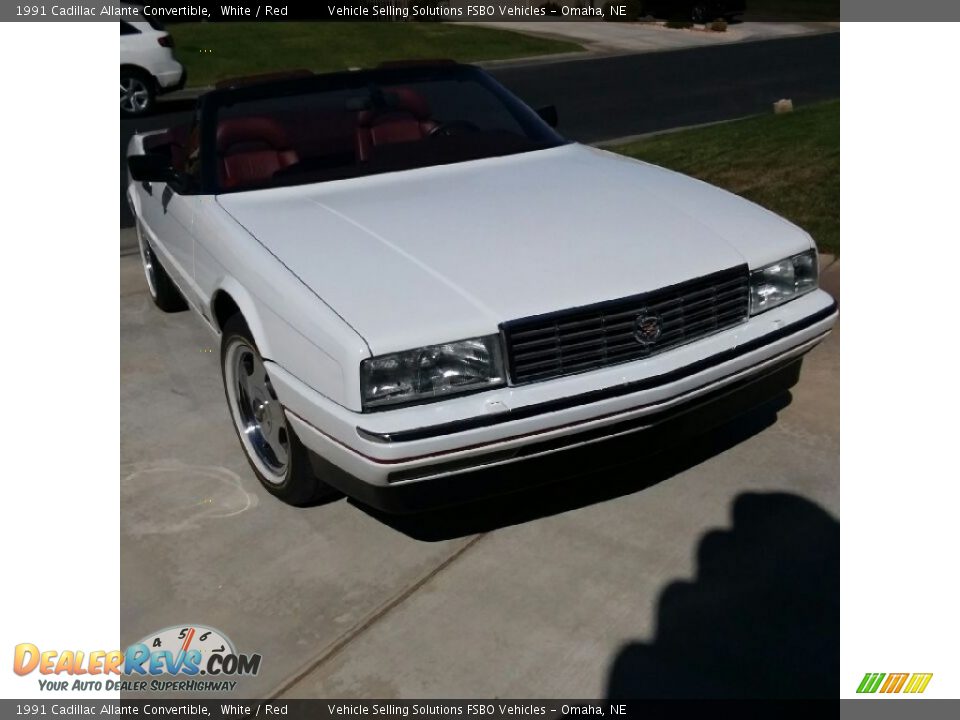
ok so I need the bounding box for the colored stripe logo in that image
[857,673,933,694]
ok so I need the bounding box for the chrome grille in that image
[502,266,749,384]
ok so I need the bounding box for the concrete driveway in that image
[121,254,839,698]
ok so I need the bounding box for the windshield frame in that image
[198,63,567,195]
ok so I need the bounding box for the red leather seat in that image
[217,117,299,190]
[355,88,437,162]
[142,125,190,171]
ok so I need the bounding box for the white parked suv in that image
[120,19,185,117]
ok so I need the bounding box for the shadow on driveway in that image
[607,491,839,698]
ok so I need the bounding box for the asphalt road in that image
[119,32,839,228]
[494,31,839,141]
[120,254,839,698]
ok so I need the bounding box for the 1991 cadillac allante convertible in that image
[126,63,838,511]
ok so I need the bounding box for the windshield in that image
[205,66,565,193]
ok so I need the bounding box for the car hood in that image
[217,143,813,355]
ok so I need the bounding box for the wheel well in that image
[120,64,156,86]
[212,291,242,332]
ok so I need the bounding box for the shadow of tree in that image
[607,492,839,698]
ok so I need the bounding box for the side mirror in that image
[128,153,191,191]
[536,105,558,128]
[128,153,172,182]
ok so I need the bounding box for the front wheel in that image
[221,315,340,506]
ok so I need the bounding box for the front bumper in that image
[305,355,804,513]
[269,289,837,509]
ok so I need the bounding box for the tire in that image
[121,68,156,117]
[220,314,340,506]
[136,221,188,312]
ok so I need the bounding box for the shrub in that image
[664,18,694,28]
[710,18,728,31]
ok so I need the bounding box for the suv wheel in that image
[121,68,155,117]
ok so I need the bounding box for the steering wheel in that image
[427,121,481,139]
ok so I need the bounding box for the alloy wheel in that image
[121,75,151,114]
[225,340,289,483]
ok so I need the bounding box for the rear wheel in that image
[136,221,187,312]
[121,68,155,117]
[220,315,340,506]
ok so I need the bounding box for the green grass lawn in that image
[610,101,839,255]
[168,22,582,88]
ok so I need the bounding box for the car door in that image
[137,120,203,310]
[154,185,201,307]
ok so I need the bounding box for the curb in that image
[161,87,212,102]
[595,117,758,147]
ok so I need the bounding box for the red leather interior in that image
[212,87,438,187]
[386,86,433,122]
[355,88,437,162]
[272,109,356,160]
[217,116,299,189]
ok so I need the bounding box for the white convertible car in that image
[126,63,838,510]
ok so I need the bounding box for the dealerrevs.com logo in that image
[13,625,262,693]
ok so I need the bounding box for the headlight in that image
[750,250,818,315]
[360,335,506,410]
